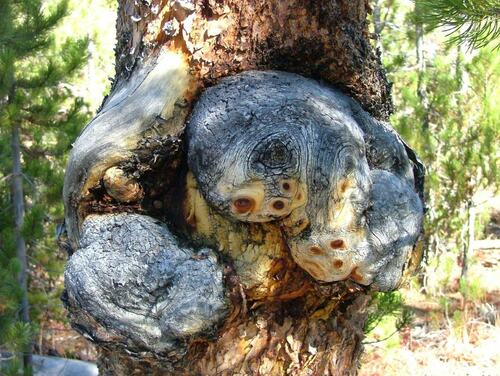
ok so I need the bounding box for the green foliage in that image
[3,322,36,354]
[416,0,500,50]
[440,254,456,287]
[365,292,413,335]
[396,48,499,251]
[375,0,500,261]
[459,274,487,301]
[366,0,499,336]
[0,0,91,371]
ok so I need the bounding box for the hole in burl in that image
[233,197,255,213]
[330,239,345,249]
[333,259,344,268]
[273,200,285,210]
[310,246,324,255]
[339,179,350,194]
[282,182,290,191]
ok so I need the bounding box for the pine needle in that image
[417,0,500,50]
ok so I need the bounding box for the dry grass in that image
[361,314,499,375]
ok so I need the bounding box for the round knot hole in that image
[233,197,255,213]
[333,259,344,268]
[273,200,285,210]
[330,239,345,249]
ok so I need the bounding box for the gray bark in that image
[64,213,227,354]
[63,52,189,247]
[63,71,424,374]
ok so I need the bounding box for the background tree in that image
[413,0,499,283]
[368,0,499,297]
[358,3,499,372]
[392,0,498,284]
[0,0,89,373]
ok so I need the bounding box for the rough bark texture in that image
[62,1,424,375]
[64,213,227,353]
[114,0,392,116]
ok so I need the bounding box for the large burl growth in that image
[61,1,424,375]
[63,71,423,375]
[187,72,423,291]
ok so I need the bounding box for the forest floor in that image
[360,246,500,376]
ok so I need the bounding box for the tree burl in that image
[61,1,424,374]
[63,71,423,375]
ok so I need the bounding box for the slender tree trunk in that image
[10,120,33,371]
[461,201,475,281]
[455,45,472,283]
[455,44,464,92]
[415,2,430,130]
[413,2,432,294]
[61,2,424,375]
[372,0,384,53]
[373,0,382,35]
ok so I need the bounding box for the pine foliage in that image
[365,292,413,335]
[366,0,499,344]
[0,0,89,372]
[417,0,500,50]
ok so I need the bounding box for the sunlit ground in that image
[361,241,500,376]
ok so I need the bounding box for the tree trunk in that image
[415,1,430,130]
[62,1,425,375]
[10,121,33,370]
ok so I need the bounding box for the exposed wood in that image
[62,1,425,375]
[63,51,190,246]
[102,167,144,203]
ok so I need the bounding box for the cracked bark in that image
[62,1,424,375]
